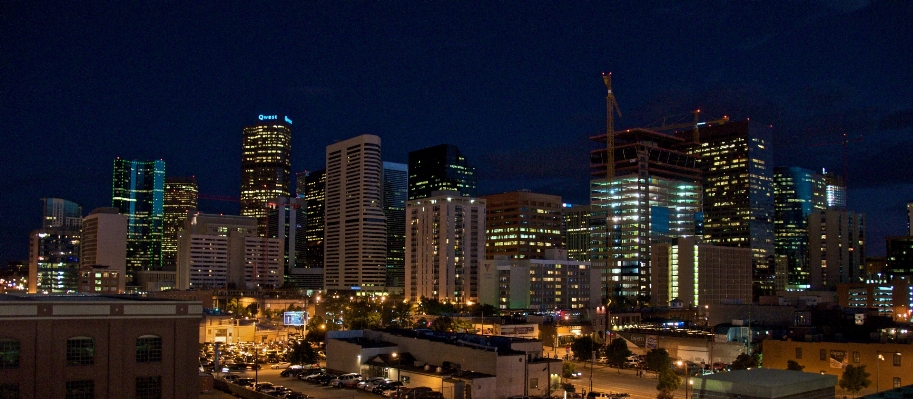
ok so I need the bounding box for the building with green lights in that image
[773,167,827,291]
[589,128,702,302]
[112,158,165,284]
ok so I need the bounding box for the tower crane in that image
[810,132,862,187]
[648,109,730,143]
[602,72,621,305]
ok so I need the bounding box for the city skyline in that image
[3,2,913,263]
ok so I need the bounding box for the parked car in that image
[374,381,404,395]
[282,393,310,399]
[359,377,388,390]
[341,376,364,388]
[235,378,256,387]
[299,371,324,381]
[329,373,361,387]
[316,374,338,385]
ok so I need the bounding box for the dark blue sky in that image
[3,1,912,263]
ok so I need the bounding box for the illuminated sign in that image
[284,116,293,124]
[259,114,278,120]
[283,311,307,326]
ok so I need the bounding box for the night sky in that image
[3,1,912,264]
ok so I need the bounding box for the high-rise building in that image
[79,208,128,293]
[479,249,598,310]
[112,158,165,283]
[241,115,292,234]
[405,191,486,302]
[887,236,913,280]
[651,238,752,307]
[266,196,306,273]
[408,144,477,200]
[823,171,847,210]
[481,191,563,260]
[590,128,703,301]
[27,229,81,294]
[773,167,827,291]
[324,135,386,293]
[40,198,83,229]
[675,120,775,296]
[807,210,865,289]
[562,204,593,262]
[301,169,325,270]
[176,213,282,290]
[162,176,198,271]
[907,203,913,236]
[383,162,408,292]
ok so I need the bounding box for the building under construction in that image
[589,127,702,303]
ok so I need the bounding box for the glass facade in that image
[383,162,408,290]
[774,167,827,290]
[407,144,477,200]
[241,121,291,234]
[30,229,81,293]
[302,169,325,270]
[162,176,198,270]
[112,158,165,281]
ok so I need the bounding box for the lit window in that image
[136,336,162,363]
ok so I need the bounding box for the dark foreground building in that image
[0,294,202,399]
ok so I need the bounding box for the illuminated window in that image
[0,339,19,369]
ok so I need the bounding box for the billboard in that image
[283,311,307,326]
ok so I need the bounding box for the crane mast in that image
[602,72,621,304]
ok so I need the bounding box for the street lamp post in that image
[875,351,900,393]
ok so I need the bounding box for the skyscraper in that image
[241,115,292,234]
[405,192,486,302]
[590,128,703,301]
[823,171,847,210]
[266,196,306,273]
[79,207,128,294]
[40,197,83,229]
[112,158,165,282]
[383,162,408,293]
[773,167,827,291]
[302,169,325,269]
[162,176,198,271]
[408,144,477,200]
[807,210,865,289]
[324,135,386,293]
[562,204,593,262]
[481,191,563,260]
[675,120,775,296]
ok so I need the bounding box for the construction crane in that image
[602,72,621,305]
[810,132,862,187]
[648,109,730,143]
[603,72,622,180]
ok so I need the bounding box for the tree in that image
[562,362,577,378]
[606,338,632,371]
[305,314,331,344]
[571,336,596,361]
[287,341,317,365]
[730,353,759,370]
[786,360,805,371]
[431,315,454,332]
[245,302,259,318]
[656,368,682,398]
[645,348,672,372]
[839,365,872,397]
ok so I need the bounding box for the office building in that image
[823,171,847,210]
[301,169,325,271]
[79,208,128,294]
[651,238,753,307]
[324,135,386,293]
[266,196,306,272]
[112,158,165,282]
[407,144,477,200]
[481,191,563,260]
[383,162,408,292]
[675,120,775,296]
[773,167,827,291]
[590,128,703,301]
[562,204,593,262]
[28,198,83,294]
[887,236,913,280]
[405,191,485,302]
[837,280,913,320]
[240,115,292,234]
[807,210,866,289]
[27,229,81,294]
[176,213,282,290]
[77,264,124,294]
[0,294,202,399]
[479,249,599,310]
[40,197,83,229]
[908,203,913,236]
[162,176,198,271]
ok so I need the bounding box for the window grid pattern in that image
[66,338,94,366]
[136,376,162,399]
[136,336,162,363]
[0,339,19,369]
[65,380,94,399]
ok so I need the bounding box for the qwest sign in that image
[258,114,292,124]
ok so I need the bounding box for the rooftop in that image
[693,369,837,398]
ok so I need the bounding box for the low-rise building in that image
[692,368,836,399]
[0,294,202,399]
